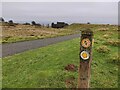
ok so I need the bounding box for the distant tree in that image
[87,22,90,24]
[23,22,30,25]
[31,21,36,25]
[0,17,5,22]
[46,24,49,28]
[51,23,54,28]
[51,22,54,26]
[8,20,14,26]
[9,20,13,24]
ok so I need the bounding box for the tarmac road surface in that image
[1,34,80,58]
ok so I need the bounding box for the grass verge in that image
[2,37,118,88]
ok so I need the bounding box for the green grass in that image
[2,38,80,88]
[2,24,119,88]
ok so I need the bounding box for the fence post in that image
[78,29,93,89]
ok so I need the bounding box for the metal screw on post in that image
[78,29,93,89]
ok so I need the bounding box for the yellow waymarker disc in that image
[80,51,89,60]
[81,38,91,48]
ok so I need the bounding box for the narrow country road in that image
[1,34,80,58]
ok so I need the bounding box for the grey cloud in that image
[2,2,118,24]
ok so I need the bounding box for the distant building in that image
[51,22,68,28]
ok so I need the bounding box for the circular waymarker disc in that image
[81,38,91,48]
[80,51,90,60]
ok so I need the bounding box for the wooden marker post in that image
[78,29,93,89]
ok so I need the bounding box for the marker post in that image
[78,29,93,89]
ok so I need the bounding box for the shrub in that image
[104,40,119,47]
[30,34,35,36]
[112,55,120,64]
[98,28,109,31]
[96,45,110,53]
[107,54,120,65]
[103,34,110,39]
[4,36,11,41]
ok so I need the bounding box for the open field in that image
[1,23,77,43]
[2,24,119,88]
[1,23,118,43]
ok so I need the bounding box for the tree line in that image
[0,17,92,28]
[0,17,43,27]
[0,17,68,28]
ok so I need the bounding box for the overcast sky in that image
[2,2,118,24]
